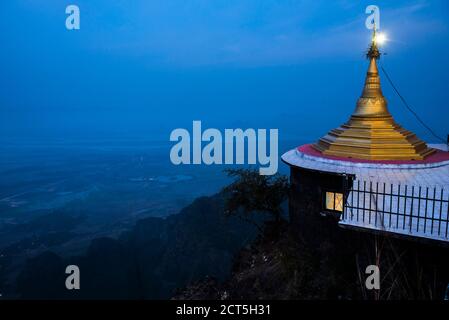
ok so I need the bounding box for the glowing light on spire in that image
[375,32,387,46]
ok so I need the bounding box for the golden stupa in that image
[313,29,435,160]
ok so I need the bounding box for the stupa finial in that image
[367,23,381,60]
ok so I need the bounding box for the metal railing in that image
[341,180,449,241]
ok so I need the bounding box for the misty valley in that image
[0,141,234,298]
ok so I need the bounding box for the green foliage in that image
[222,169,289,233]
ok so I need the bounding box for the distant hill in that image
[14,193,257,299]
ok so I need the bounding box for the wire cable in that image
[380,64,447,145]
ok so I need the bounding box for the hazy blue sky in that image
[0,0,448,144]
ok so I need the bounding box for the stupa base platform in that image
[290,144,449,170]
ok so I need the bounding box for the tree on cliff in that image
[222,169,289,236]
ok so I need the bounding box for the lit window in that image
[325,192,343,212]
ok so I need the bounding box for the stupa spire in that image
[312,27,435,160]
[352,27,389,118]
